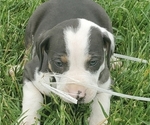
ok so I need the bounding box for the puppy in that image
[19,0,115,125]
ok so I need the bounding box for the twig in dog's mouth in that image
[41,83,78,104]
[114,53,148,64]
[41,74,150,103]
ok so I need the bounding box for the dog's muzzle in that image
[55,71,98,103]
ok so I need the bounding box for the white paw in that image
[89,118,108,125]
[98,119,108,125]
[17,117,40,125]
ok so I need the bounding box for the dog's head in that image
[36,19,114,103]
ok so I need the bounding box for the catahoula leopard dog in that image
[18,0,115,124]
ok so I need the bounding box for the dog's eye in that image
[89,60,98,67]
[54,60,63,67]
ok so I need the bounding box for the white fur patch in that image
[18,80,43,125]
[64,19,91,71]
[32,69,53,95]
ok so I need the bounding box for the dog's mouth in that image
[64,90,86,103]
[66,87,86,103]
[57,83,97,104]
[43,73,98,103]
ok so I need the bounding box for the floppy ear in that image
[102,31,115,68]
[36,31,51,71]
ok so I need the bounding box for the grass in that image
[0,0,150,125]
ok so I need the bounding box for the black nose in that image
[76,91,85,103]
[77,96,84,103]
[77,90,82,95]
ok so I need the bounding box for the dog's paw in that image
[98,119,108,125]
[17,122,38,125]
[17,119,40,125]
[110,56,122,69]
[88,117,108,125]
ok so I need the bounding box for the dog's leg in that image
[89,93,111,125]
[18,80,43,125]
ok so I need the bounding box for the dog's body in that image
[19,0,115,125]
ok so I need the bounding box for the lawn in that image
[0,0,150,125]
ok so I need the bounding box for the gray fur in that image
[24,0,113,82]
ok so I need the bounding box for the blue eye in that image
[55,60,63,67]
[89,60,97,66]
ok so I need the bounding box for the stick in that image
[114,53,148,64]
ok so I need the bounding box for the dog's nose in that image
[66,84,86,102]
[68,89,86,102]
[76,90,85,102]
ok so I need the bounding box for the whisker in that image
[97,87,150,102]
[41,82,78,104]
[42,73,150,102]
[42,81,77,85]
[46,74,90,83]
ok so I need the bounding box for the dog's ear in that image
[103,31,115,68]
[36,31,51,71]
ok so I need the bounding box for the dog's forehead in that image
[49,19,105,59]
[48,19,79,55]
[61,19,105,71]
[64,19,104,56]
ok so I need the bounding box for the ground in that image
[0,0,150,125]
